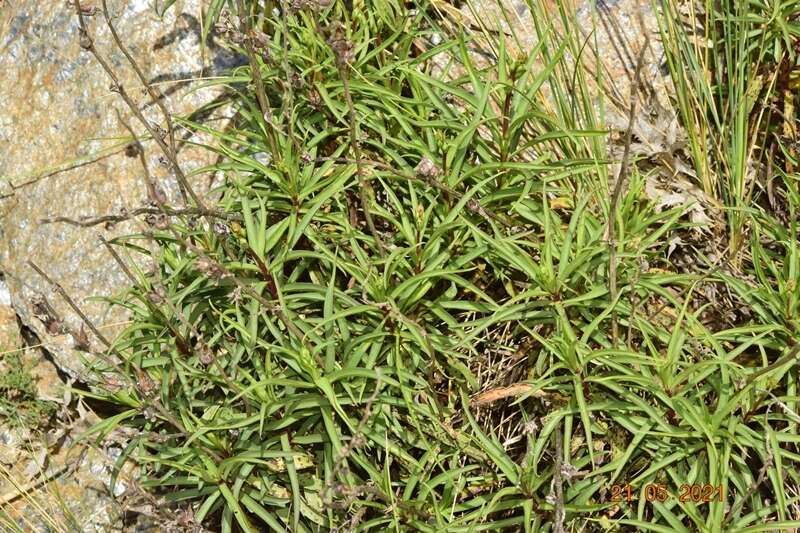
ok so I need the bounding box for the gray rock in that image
[0,279,11,306]
[0,299,20,353]
[0,1,225,379]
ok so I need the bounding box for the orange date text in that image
[610,483,724,503]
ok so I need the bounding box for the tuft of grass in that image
[658,0,800,262]
[0,435,81,533]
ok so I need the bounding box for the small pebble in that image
[113,481,127,497]
[253,151,272,166]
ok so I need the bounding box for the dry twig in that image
[551,428,566,533]
[605,25,650,349]
[40,206,242,227]
[74,0,203,207]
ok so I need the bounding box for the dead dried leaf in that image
[472,383,551,405]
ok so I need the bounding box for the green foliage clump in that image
[80,0,800,531]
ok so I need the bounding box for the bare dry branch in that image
[605,28,649,349]
[40,206,242,227]
[74,0,203,207]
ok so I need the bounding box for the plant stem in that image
[606,34,648,349]
[74,0,203,207]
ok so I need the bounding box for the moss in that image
[0,353,56,429]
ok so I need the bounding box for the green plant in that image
[61,0,800,530]
[0,353,56,430]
